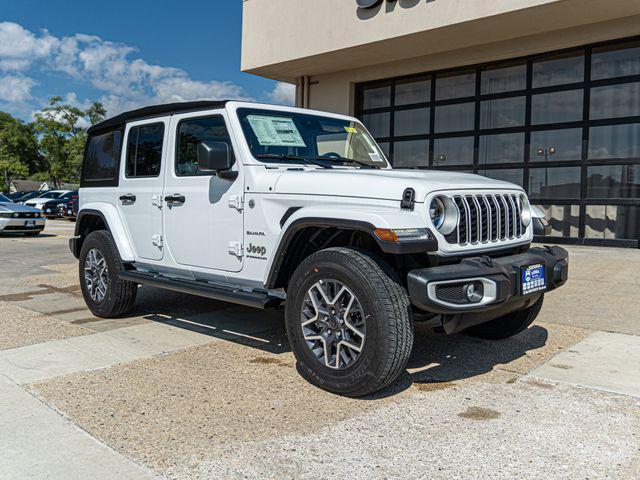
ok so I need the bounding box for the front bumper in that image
[407,246,568,334]
[0,217,46,233]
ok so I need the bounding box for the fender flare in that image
[265,212,437,288]
[73,204,135,262]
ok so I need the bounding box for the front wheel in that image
[464,295,544,340]
[79,230,137,318]
[285,247,413,397]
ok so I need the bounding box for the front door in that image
[163,111,244,272]
[117,118,168,261]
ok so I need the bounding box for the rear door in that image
[163,111,244,272]
[117,118,168,261]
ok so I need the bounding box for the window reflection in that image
[393,140,428,168]
[433,137,474,166]
[362,85,391,109]
[434,102,474,133]
[590,82,640,120]
[588,124,640,159]
[532,90,583,124]
[479,168,523,186]
[394,108,430,137]
[396,78,430,105]
[481,61,526,94]
[479,133,524,164]
[534,204,580,237]
[587,165,640,199]
[532,51,584,88]
[436,71,475,100]
[362,112,390,138]
[480,96,525,129]
[592,41,640,80]
[585,205,639,240]
[530,128,582,162]
[529,167,581,198]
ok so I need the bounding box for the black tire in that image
[464,295,544,340]
[79,230,137,318]
[285,247,413,397]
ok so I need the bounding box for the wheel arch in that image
[265,214,437,290]
[71,204,135,261]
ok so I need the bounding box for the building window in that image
[356,36,640,246]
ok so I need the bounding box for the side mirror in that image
[197,141,232,173]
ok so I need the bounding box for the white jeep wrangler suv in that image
[70,101,569,397]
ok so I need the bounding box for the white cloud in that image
[0,22,58,71]
[0,21,257,117]
[267,82,296,106]
[0,75,36,102]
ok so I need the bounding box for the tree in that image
[0,112,39,191]
[86,102,107,126]
[32,97,87,187]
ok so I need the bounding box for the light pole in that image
[536,146,556,195]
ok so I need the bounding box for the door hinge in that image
[228,195,244,211]
[152,195,163,208]
[228,241,243,257]
[152,234,163,247]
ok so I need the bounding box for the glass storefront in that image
[356,37,640,246]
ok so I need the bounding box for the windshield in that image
[0,194,11,202]
[38,191,61,199]
[237,108,388,168]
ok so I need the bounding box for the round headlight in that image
[519,194,532,227]
[429,197,446,230]
[429,196,457,235]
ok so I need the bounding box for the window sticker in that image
[369,152,383,162]
[247,115,306,147]
[344,126,358,134]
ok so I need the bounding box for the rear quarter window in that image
[81,129,123,187]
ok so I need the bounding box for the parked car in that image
[70,100,569,397]
[42,191,78,218]
[62,195,78,221]
[0,193,46,235]
[14,190,44,203]
[6,191,33,201]
[24,190,71,210]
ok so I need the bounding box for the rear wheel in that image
[79,230,137,318]
[285,247,413,397]
[464,295,544,339]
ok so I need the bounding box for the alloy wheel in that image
[301,279,366,370]
[84,248,109,302]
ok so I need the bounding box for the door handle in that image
[119,194,136,204]
[164,194,186,206]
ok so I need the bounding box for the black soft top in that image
[88,100,230,134]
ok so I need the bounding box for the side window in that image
[176,116,235,176]
[126,123,164,178]
[82,129,122,185]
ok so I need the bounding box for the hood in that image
[273,168,522,202]
[0,202,42,213]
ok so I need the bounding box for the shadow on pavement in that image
[126,285,549,399]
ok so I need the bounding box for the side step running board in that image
[119,271,280,309]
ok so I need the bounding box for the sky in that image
[0,0,295,122]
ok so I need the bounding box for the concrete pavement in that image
[1,220,639,479]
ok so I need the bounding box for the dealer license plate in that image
[521,263,546,295]
[25,220,35,227]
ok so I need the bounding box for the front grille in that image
[448,193,525,245]
[1,212,39,219]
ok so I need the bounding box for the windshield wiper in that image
[255,154,332,169]
[314,156,381,169]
